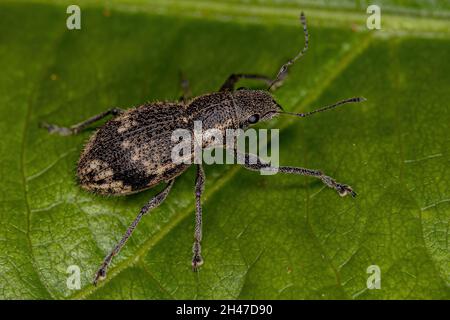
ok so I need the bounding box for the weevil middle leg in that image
[40,107,124,136]
[93,179,175,285]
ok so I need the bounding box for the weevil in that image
[41,12,365,285]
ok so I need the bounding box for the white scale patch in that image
[117,119,138,133]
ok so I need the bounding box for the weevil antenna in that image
[267,11,309,91]
[277,97,366,118]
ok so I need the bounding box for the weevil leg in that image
[267,12,309,90]
[220,12,309,92]
[178,71,192,105]
[93,179,175,286]
[192,164,205,271]
[235,150,356,197]
[219,73,274,92]
[40,107,124,136]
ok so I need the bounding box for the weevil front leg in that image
[236,151,356,197]
[93,179,175,286]
[219,72,287,92]
[192,164,205,271]
[40,107,124,136]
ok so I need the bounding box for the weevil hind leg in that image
[192,164,205,271]
[40,107,124,136]
[93,179,175,286]
[235,150,356,198]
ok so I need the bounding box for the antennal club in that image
[267,11,309,91]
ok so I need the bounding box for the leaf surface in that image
[0,0,448,299]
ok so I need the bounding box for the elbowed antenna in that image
[277,97,367,118]
[267,11,309,91]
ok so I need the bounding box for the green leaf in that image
[0,0,448,299]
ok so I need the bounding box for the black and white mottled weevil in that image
[41,12,365,285]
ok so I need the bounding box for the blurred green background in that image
[0,0,449,299]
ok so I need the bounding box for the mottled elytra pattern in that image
[41,12,365,286]
[78,102,187,195]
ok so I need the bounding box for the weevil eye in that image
[247,114,260,124]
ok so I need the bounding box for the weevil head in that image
[231,89,282,129]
